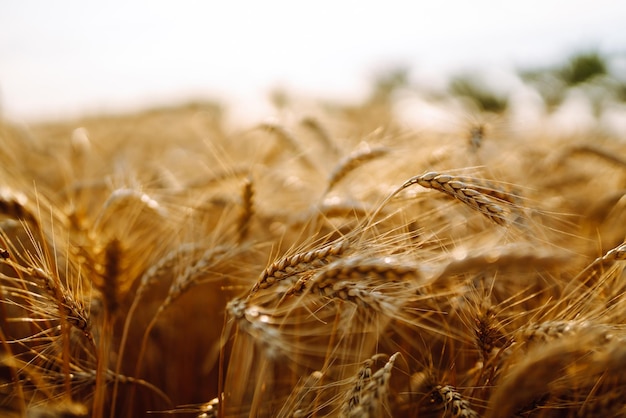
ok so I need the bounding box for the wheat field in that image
[1,64,626,417]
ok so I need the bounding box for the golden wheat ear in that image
[429,385,481,418]
[300,117,340,158]
[398,172,515,225]
[257,122,318,171]
[325,146,389,195]
[340,352,400,418]
[249,238,350,296]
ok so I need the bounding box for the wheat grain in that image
[600,241,626,261]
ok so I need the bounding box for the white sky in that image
[1,0,625,122]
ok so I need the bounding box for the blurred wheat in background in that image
[1,46,626,417]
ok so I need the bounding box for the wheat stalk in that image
[237,176,254,243]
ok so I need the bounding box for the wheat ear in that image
[225,296,286,360]
[474,307,502,362]
[20,264,94,346]
[258,122,317,171]
[341,352,400,418]
[157,244,238,315]
[340,354,378,417]
[516,320,612,348]
[92,188,167,231]
[430,385,480,418]
[0,187,39,227]
[326,147,389,194]
[398,172,513,225]
[300,117,340,157]
[557,240,626,314]
[288,256,418,313]
[484,331,603,418]
[249,238,350,296]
